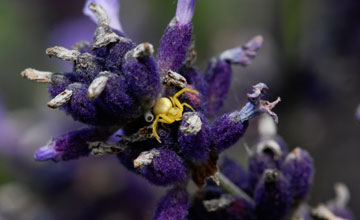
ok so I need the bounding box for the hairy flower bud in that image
[34,127,112,162]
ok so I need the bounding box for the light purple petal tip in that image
[34,145,58,161]
[219,35,264,66]
[176,0,197,25]
[83,0,123,31]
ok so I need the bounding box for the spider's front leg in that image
[152,114,176,143]
[173,88,199,111]
[173,88,199,99]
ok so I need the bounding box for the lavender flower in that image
[27,1,358,219]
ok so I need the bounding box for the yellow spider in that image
[152,88,199,143]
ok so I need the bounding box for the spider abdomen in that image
[153,97,173,115]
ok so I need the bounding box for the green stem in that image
[217,172,254,206]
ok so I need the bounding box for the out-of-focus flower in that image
[187,115,353,220]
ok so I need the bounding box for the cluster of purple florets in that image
[189,123,354,220]
[21,0,354,219]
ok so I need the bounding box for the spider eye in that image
[153,98,172,115]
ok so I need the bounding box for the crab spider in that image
[152,88,199,143]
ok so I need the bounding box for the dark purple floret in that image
[105,39,135,73]
[123,44,161,101]
[135,148,188,186]
[210,112,249,153]
[283,148,314,202]
[97,72,141,120]
[178,112,211,162]
[157,21,193,74]
[67,83,103,125]
[154,187,189,220]
[34,127,112,162]
[254,169,292,220]
[117,144,151,172]
[221,157,251,195]
[205,59,232,117]
[48,73,78,98]
[74,53,105,84]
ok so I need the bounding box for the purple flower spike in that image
[123,43,161,102]
[178,112,211,162]
[34,127,112,162]
[83,0,123,32]
[157,1,195,74]
[154,187,189,220]
[254,169,292,220]
[283,148,314,202]
[176,0,197,25]
[134,148,188,186]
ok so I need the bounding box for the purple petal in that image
[176,0,197,25]
[34,145,59,161]
[83,0,123,31]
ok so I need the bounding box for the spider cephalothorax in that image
[152,88,199,143]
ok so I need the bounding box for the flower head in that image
[20,1,288,219]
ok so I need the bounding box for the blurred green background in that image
[0,0,359,219]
